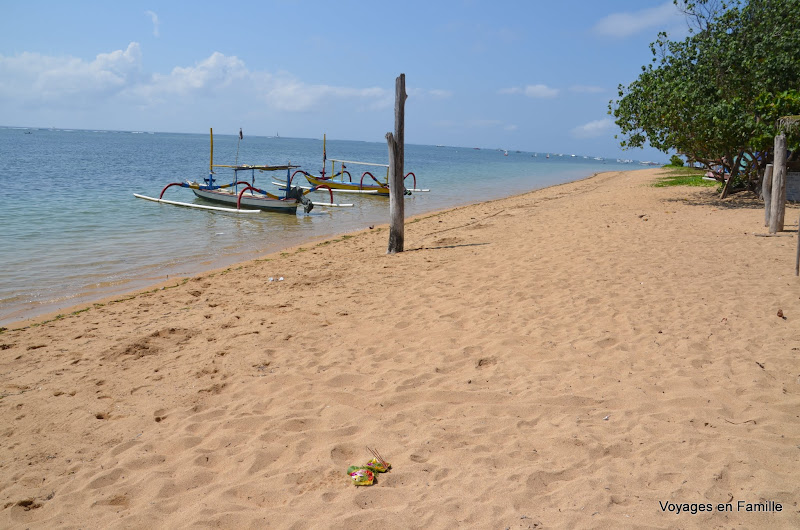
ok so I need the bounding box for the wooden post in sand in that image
[769,134,787,234]
[762,164,773,227]
[796,212,800,276]
[386,73,407,254]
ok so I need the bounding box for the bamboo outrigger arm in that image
[133,194,261,213]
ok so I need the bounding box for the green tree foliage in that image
[669,154,684,167]
[611,0,800,197]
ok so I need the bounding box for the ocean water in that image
[0,126,644,325]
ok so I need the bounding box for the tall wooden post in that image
[796,213,800,276]
[769,134,787,233]
[762,164,773,227]
[387,74,407,254]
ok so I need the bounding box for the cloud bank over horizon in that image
[593,1,685,39]
[0,42,618,150]
[571,118,614,139]
[0,43,397,116]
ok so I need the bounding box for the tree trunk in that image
[387,74,407,254]
[762,164,773,227]
[719,151,738,199]
[769,134,787,233]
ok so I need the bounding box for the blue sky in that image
[0,1,690,160]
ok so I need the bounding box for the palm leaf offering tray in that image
[347,447,391,486]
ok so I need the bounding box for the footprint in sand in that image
[109,327,196,360]
[329,444,357,466]
[86,468,125,490]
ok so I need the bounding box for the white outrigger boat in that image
[135,129,351,214]
[274,135,429,196]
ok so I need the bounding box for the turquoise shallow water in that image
[0,126,643,325]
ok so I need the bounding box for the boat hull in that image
[191,188,298,213]
[303,174,389,196]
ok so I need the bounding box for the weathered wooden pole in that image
[769,134,787,233]
[796,213,800,276]
[386,73,407,254]
[762,163,773,227]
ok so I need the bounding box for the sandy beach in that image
[1,167,798,528]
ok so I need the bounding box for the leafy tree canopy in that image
[611,0,800,195]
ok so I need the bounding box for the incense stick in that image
[366,446,388,469]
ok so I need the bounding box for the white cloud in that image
[593,1,682,38]
[0,43,390,114]
[0,42,143,106]
[428,89,453,98]
[499,84,559,98]
[524,84,559,98]
[571,118,614,139]
[408,87,453,99]
[264,82,389,112]
[143,52,249,97]
[145,10,160,37]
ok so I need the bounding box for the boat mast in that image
[235,127,242,165]
[209,128,215,186]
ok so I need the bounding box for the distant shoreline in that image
[0,125,665,163]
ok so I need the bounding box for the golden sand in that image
[1,168,798,528]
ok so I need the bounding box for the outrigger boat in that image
[135,129,350,213]
[275,135,429,196]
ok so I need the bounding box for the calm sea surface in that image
[0,126,646,325]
